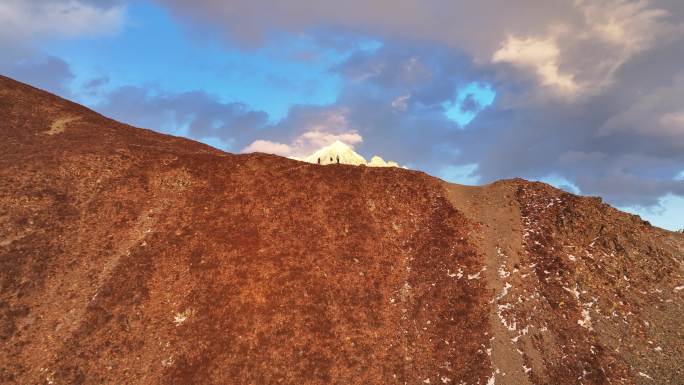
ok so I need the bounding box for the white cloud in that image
[294,130,363,150]
[242,107,365,157]
[155,0,682,103]
[491,0,681,98]
[579,0,670,52]
[241,140,293,156]
[157,0,579,59]
[240,106,400,167]
[573,0,677,89]
[0,0,125,47]
[242,129,363,157]
[391,93,410,111]
[493,35,578,95]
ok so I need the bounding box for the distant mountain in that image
[302,140,368,165]
[293,140,400,167]
[1,75,682,385]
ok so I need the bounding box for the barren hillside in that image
[1,75,682,385]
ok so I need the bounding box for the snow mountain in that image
[298,140,400,167]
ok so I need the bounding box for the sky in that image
[1,0,683,231]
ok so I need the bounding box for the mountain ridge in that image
[1,75,682,385]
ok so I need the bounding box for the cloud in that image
[0,0,125,50]
[157,0,680,96]
[459,60,684,206]
[459,94,480,114]
[491,0,680,98]
[295,130,363,149]
[598,74,684,142]
[242,140,293,156]
[94,85,269,151]
[242,130,364,158]
[0,1,125,96]
[390,94,410,111]
[579,0,672,52]
[560,0,679,93]
[336,51,434,90]
[493,36,578,95]
[661,111,684,132]
[156,0,577,57]
[1,55,74,96]
[242,107,363,157]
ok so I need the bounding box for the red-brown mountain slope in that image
[1,75,682,385]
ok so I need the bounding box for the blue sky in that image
[443,83,496,127]
[2,0,683,231]
[44,2,348,122]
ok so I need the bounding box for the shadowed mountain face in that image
[0,75,682,385]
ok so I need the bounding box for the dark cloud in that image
[0,0,124,52]
[155,0,579,56]
[1,55,74,97]
[459,94,480,114]
[83,76,110,91]
[336,42,482,90]
[458,46,684,206]
[94,86,268,151]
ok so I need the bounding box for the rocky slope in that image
[0,75,682,385]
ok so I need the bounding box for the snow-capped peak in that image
[297,141,400,167]
[368,155,399,168]
[304,141,367,165]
